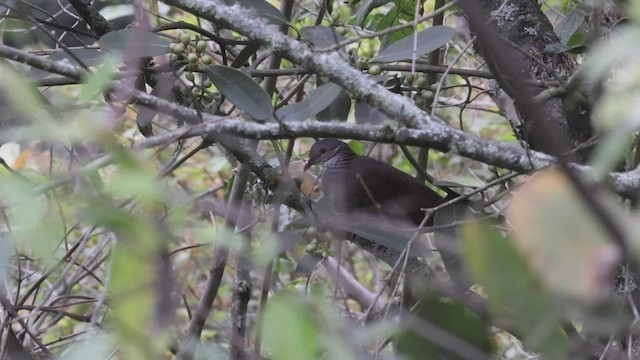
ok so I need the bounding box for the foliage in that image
[0,0,637,359]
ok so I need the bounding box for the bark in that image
[469,0,593,162]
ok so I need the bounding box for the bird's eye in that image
[319,148,326,154]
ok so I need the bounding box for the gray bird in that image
[304,139,445,255]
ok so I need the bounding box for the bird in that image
[304,139,446,255]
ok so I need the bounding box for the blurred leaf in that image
[275,83,344,122]
[222,0,289,25]
[62,333,116,360]
[295,253,323,277]
[109,225,161,360]
[433,180,476,188]
[592,60,640,134]
[264,295,319,360]
[462,222,569,359]
[0,177,61,266]
[582,28,640,84]
[355,0,393,26]
[373,26,455,62]
[0,232,13,279]
[79,58,117,102]
[347,140,364,155]
[589,130,633,178]
[433,202,474,288]
[0,62,49,122]
[205,65,273,120]
[396,297,492,360]
[507,170,621,301]
[554,9,585,45]
[99,29,171,60]
[354,101,387,124]
[30,49,105,80]
[254,229,305,265]
[108,150,163,202]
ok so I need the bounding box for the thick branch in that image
[0,43,636,198]
[67,0,112,36]
[468,0,593,161]
[160,0,441,129]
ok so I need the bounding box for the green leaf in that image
[264,295,319,360]
[355,0,393,26]
[316,78,351,121]
[582,28,640,84]
[433,202,475,288]
[507,170,621,301]
[295,253,323,277]
[376,6,412,47]
[99,29,171,60]
[222,0,289,25]
[396,297,492,360]
[590,130,633,178]
[554,9,585,45]
[462,222,568,359]
[373,26,456,63]
[205,65,273,120]
[230,44,260,68]
[79,58,117,102]
[275,83,344,122]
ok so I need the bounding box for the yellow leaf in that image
[507,170,620,301]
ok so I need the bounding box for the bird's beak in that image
[303,158,316,172]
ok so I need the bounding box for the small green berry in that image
[305,227,318,238]
[368,64,382,75]
[404,73,415,84]
[415,76,428,88]
[357,58,368,70]
[305,241,319,254]
[421,90,435,100]
[191,87,202,96]
[335,26,347,35]
[200,54,213,65]
[331,10,340,20]
[196,40,207,53]
[169,53,178,62]
[185,72,195,82]
[203,79,213,88]
[173,43,185,55]
[187,53,198,63]
[415,96,426,107]
[180,34,191,46]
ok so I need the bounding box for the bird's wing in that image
[349,156,444,223]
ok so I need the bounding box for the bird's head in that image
[304,139,351,171]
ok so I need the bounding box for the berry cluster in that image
[169,33,214,101]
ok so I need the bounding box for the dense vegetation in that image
[0,0,638,359]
